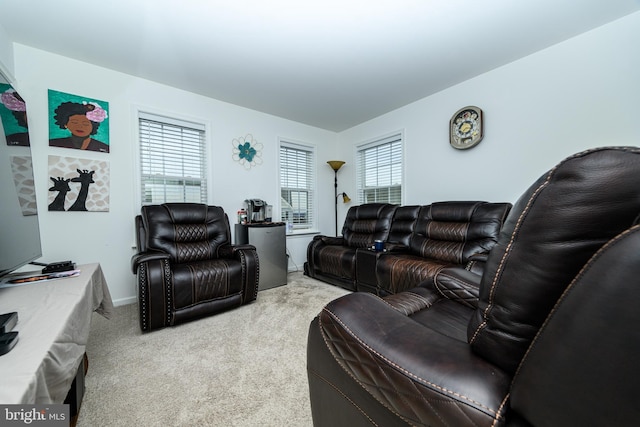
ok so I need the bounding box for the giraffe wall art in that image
[47,155,109,212]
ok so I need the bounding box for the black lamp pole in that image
[333,169,339,236]
[327,161,345,236]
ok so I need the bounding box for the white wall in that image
[3,11,639,306]
[0,23,14,79]
[10,45,338,305]
[338,12,640,210]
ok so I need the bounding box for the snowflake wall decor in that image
[232,134,263,170]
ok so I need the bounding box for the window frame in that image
[135,108,212,207]
[279,138,317,233]
[355,131,404,205]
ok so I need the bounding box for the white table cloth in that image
[0,263,113,403]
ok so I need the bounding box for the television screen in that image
[0,72,42,279]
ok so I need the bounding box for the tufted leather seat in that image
[307,146,640,426]
[131,203,259,332]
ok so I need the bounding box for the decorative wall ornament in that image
[48,89,110,153]
[47,155,110,212]
[232,134,263,170]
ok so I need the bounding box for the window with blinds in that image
[356,132,403,205]
[139,113,207,205]
[280,141,315,230]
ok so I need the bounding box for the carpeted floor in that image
[76,272,349,427]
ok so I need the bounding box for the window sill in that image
[286,229,321,237]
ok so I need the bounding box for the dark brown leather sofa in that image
[131,203,259,332]
[307,146,640,426]
[304,201,511,295]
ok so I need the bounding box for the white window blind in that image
[280,141,315,230]
[139,113,207,205]
[356,132,403,204]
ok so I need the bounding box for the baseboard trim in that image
[112,296,136,307]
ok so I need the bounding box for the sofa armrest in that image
[314,235,344,246]
[218,243,256,258]
[309,292,511,426]
[466,252,489,275]
[218,244,259,302]
[131,249,170,274]
[434,267,482,308]
[383,242,410,253]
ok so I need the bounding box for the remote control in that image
[42,261,76,273]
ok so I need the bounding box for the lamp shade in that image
[327,160,345,171]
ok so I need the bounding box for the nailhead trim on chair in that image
[138,263,148,331]
[163,259,173,326]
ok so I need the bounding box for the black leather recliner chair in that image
[131,203,259,332]
[307,146,640,426]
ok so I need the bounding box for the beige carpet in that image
[76,272,349,427]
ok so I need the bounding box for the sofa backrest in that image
[140,203,231,264]
[342,203,397,248]
[387,205,421,246]
[468,146,640,375]
[408,201,511,264]
[509,224,640,426]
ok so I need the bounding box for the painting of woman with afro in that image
[0,83,30,146]
[48,89,109,153]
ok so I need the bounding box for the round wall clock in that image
[449,106,483,150]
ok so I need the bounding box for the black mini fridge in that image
[234,222,287,290]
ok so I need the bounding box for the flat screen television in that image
[0,69,42,279]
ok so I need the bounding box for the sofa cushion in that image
[141,203,230,264]
[409,202,510,263]
[172,259,244,309]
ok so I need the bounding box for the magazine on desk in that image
[0,269,81,288]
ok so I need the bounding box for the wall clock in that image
[449,106,483,150]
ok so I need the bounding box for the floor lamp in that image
[327,160,351,236]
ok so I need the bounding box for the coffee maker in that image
[244,199,267,223]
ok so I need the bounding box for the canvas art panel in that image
[10,156,37,216]
[0,82,30,147]
[47,155,110,212]
[48,89,110,153]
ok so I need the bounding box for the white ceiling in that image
[1,1,639,131]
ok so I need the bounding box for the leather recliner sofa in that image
[304,201,511,295]
[131,203,259,332]
[307,146,640,426]
[304,203,397,291]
